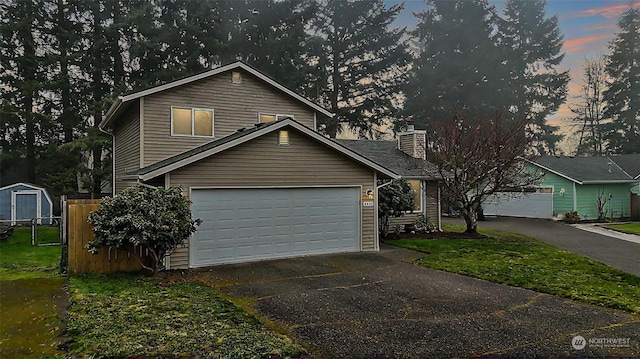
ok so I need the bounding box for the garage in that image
[482,188,554,219]
[190,187,361,267]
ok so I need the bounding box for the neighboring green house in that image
[610,154,640,194]
[528,156,639,220]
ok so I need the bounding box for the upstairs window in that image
[172,107,214,137]
[259,113,294,123]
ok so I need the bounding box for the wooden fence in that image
[66,199,148,274]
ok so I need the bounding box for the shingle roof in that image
[610,154,640,179]
[336,139,442,180]
[531,156,637,183]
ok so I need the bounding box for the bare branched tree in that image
[427,112,540,234]
[570,56,608,156]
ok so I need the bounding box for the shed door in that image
[12,191,41,225]
[190,187,360,267]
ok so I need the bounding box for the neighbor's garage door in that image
[482,190,553,219]
[190,187,360,267]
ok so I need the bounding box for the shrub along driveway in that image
[196,247,640,359]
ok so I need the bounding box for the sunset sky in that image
[387,0,637,154]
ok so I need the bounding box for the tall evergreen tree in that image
[221,0,317,95]
[311,0,409,138]
[499,0,569,155]
[0,0,48,183]
[603,5,640,154]
[404,0,504,130]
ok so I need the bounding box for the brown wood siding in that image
[142,69,316,166]
[425,181,440,229]
[167,128,376,269]
[114,103,140,194]
[398,134,414,157]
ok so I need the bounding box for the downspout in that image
[572,182,577,212]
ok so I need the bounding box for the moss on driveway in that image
[67,274,306,358]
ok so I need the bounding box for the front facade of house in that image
[532,156,639,220]
[483,156,638,220]
[100,62,405,268]
[338,129,443,231]
[535,169,634,219]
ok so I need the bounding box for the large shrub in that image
[87,186,201,273]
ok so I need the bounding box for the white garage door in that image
[482,190,553,219]
[190,187,360,267]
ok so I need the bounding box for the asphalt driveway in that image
[198,247,639,359]
[445,216,640,276]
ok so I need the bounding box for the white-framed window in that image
[258,113,294,124]
[171,106,214,137]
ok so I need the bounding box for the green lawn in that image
[389,224,640,313]
[604,222,640,235]
[0,227,62,280]
[67,274,306,358]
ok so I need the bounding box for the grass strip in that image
[389,224,640,313]
[0,227,61,280]
[67,274,305,358]
[604,222,640,235]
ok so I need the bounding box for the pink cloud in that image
[585,23,619,31]
[564,33,612,53]
[579,3,638,19]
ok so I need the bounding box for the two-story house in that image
[99,61,439,269]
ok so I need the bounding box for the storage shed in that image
[0,183,53,225]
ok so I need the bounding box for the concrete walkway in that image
[572,222,640,244]
[445,216,640,276]
[198,249,640,359]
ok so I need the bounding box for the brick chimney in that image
[398,123,426,160]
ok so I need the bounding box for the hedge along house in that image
[528,156,639,220]
[99,61,403,268]
[0,183,53,225]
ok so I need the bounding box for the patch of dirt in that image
[385,231,487,240]
[0,277,68,358]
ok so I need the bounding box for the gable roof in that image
[610,154,640,180]
[336,140,442,180]
[123,118,399,182]
[0,182,53,205]
[528,156,636,184]
[100,61,334,130]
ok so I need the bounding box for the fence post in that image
[61,195,67,245]
[31,219,36,246]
